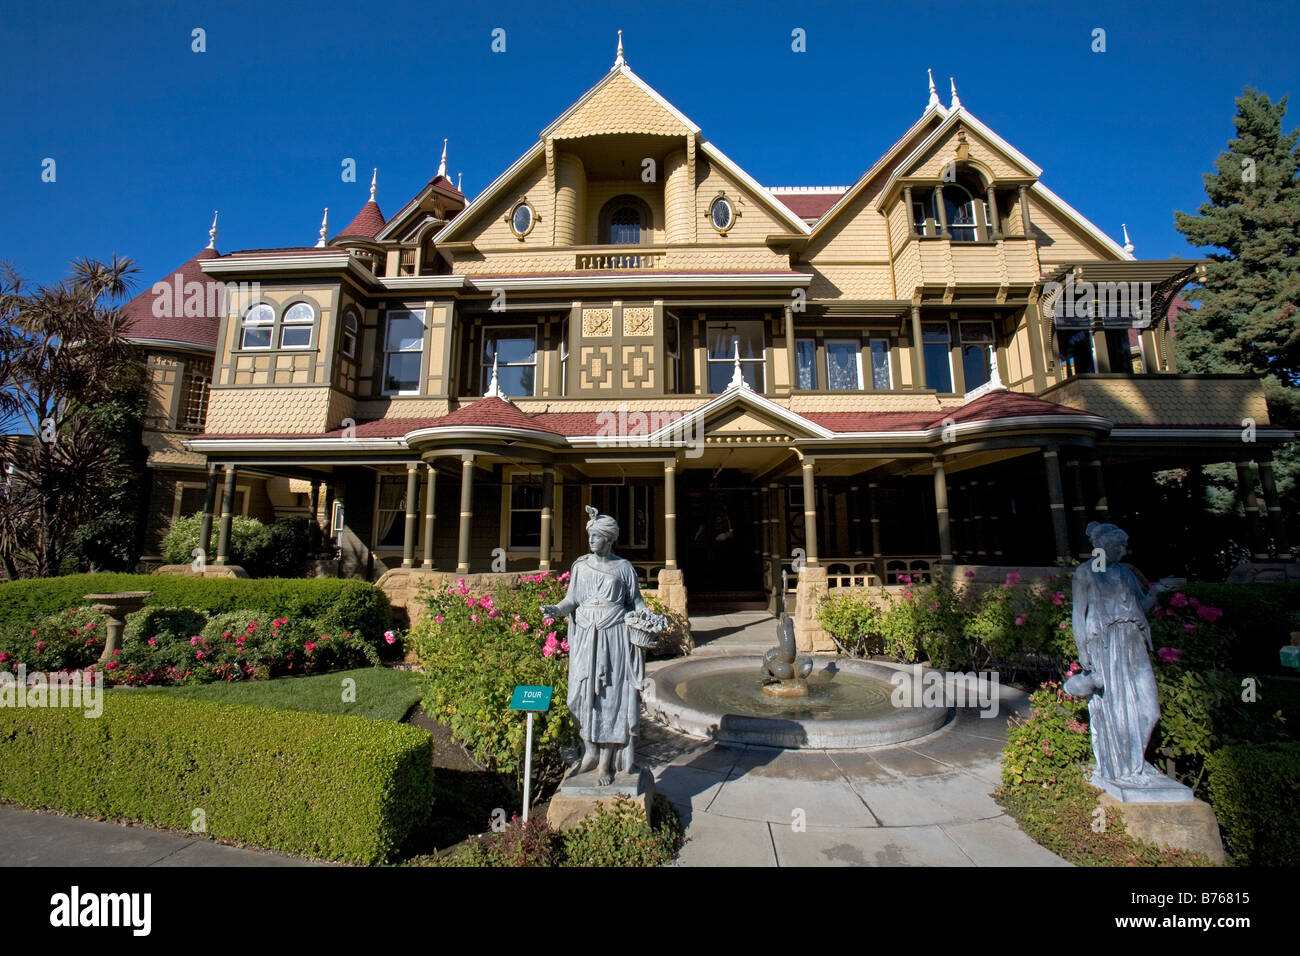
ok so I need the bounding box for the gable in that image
[548,70,694,140]
[899,122,1034,182]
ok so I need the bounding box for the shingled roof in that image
[335,198,386,240]
[122,246,222,350]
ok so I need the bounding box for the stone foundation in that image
[545,767,656,831]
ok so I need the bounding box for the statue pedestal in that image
[1092,770,1194,804]
[1097,792,1226,864]
[545,766,656,831]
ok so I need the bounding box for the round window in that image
[511,202,534,236]
[710,197,734,232]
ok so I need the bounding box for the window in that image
[1057,329,1095,377]
[869,339,892,390]
[911,192,937,236]
[374,474,408,549]
[179,359,212,430]
[340,308,359,359]
[509,476,543,550]
[960,322,996,390]
[795,338,816,390]
[240,304,274,349]
[943,184,978,242]
[510,202,534,237]
[481,328,537,397]
[609,206,641,245]
[590,485,650,549]
[707,320,765,392]
[825,339,862,390]
[922,322,954,392]
[710,196,734,232]
[280,302,314,349]
[382,309,425,395]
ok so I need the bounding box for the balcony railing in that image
[781,556,938,590]
[575,249,664,271]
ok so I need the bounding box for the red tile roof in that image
[770,191,845,221]
[335,199,386,240]
[122,247,222,349]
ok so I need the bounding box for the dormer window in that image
[240,304,274,349]
[599,195,651,245]
[280,302,314,349]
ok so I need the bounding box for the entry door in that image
[679,486,762,594]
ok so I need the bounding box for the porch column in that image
[850,484,864,555]
[663,458,677,570]
[910,306,926,391]
[1068,459,1089,558]
[1043,448,1071,562]
[1088,457,1109,518]
[538,466,555,572]
[986,479,1004,561]
[1236,461,1268,560]
[422,462,438,569]
[323,482,336,532]
[869,481,884,580]
[784,304,798,393]
[801,457,819,568]
[1017,184,1032,236]
[969,478,988,560]
[933,183,950,238]
[1257,459,1291,560]
[198,464,219,565]
[1092,329,1113,373]
[985,184,1001,239]
[457,454,475,573]
[933,458,953,564]
[308,480,321,529]
[401,462,421,568]
[903,185,916,237]
[215,465,237,566]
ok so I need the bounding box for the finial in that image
[369,168,377,203]
[728,342,750,390]
[1122,223,1134,255]
[438,139,448,179]
[949,77,962,110]
[612,29,625,70]
[207,210,219,250]
[316,208,329,248]
[457,171,463,192]
[483,351,510,401]
[927,69,940,110]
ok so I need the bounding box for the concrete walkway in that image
[640,610,1070,867]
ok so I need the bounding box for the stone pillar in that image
[933,458,953,564]
[539,466,555,571]
[910,306,926,391]
[215,465,237,566]
[869,481,884,581]
[1043,449,1071,562]
[457,454,474,573]
[1257,459,1292,560]
[801,457,819,568]
[663,458,678,570]
[1236,461,1268,560]
[401,462,421,568]
[422,462,438,569]
[1068,459,1089,558]
[198,464,218,565]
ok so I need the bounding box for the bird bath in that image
[84,591,151,663]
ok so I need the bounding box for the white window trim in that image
[481,326,538,398]
[381,308,426,397]
[240,304,275,350]
[824,338,864,391]
[279,302,315,350]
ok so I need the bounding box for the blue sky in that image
[2,0,1296,291]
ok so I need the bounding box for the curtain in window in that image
[375,476,406,546]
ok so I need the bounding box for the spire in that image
[612,29,624,70]
[949,77,962,110]
[438,139,448,179]
[1122,223,1135,255]
[728,342,750,390]
[927,68,940,110]
[206,210,219,250]
[369,168,377,203]
[316,208,329,248]
[483,351,510,402]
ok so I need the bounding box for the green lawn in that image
[128,666,422,721]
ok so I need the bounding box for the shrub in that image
[559,796,681,867]
[122,606,208,647]
[1205,742,1300,866]
[440,815,559,867]
[0,693,434,864]
[817,591,884,656]
[249,515,327,578]
[161,514,271,569]
[1001,682,1092,790]
[876,571,967,665]
[409,572,575,789]
[0,606,107,675]
[963,569,1073,678]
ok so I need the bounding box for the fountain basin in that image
[646,656,951,749]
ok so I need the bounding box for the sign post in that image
[509,685,553,821]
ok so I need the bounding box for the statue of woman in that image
[541,506,653,786]
[1068,521,1165,788]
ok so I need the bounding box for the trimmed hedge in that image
[0,574,391,641]
[1205,742,1300,866]
[0,693,433,864]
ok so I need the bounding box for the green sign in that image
[510,685,553,711]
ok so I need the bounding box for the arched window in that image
[240,304,274,350]
[943,183,978,242]
[599,196,651,245]
[340,308,359,359]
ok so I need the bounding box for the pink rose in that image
[560,639,569,652]
[305,642,316,653]
[1014,613,1028,626]
[1170,593,1188,607]
[384,630,396,645]
[195,651,205,660]
[1157,646,1183,664]
[964,570,975,579]
[1051,592,1064,606]
[435,615,444,624]
[1196,605,1223,624]
[542,645,556,658]
[488,609,500,618]
[147,638,156,646]
[190,636,200,645]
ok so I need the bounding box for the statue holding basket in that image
[541,506,667,785]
